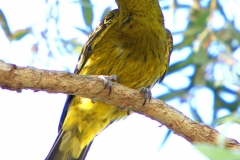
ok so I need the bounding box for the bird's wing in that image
[59,9,119,131]
[46,9,119,160]
[75,9,119,74]
[158,28,173,83]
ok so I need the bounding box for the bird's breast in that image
[80,18,167,89]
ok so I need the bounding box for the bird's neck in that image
[116,0,164,26]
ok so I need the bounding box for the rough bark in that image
[0,59,239,150]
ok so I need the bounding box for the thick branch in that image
[0,59,239,150]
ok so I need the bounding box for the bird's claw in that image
[99,75,119,95]
[140,87,152,106]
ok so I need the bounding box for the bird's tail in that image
[45,130,93,160]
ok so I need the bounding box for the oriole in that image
[46,0,173,159]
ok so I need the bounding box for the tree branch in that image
[0,59,239,150]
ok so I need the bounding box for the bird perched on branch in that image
[46,0,173,159]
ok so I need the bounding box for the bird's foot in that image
[98,75,119,95]
[140,87,152,106]
[118,106,132,115]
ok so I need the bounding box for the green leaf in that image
[72,45,83,53]
[192,49,209,66]
[0,9,11,40]
[81,0,93,27]
[194,143,240,160]
[213,112,240,126]
[157,89,188,101]
[62,38,83,53]
[10,28,31,41]
[175,8,210,50]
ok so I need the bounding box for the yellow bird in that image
[46,0,173,159]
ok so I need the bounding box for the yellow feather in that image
[46,0,173,159]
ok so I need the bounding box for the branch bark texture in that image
[0,59,239,150]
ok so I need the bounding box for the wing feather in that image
[158,28,173,83]
[75,9,119,74]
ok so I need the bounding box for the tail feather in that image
[46,131,65,160]
[46,131,93,160]
[78,141,93,160]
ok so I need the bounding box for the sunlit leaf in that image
[62,38,84,53]
[10,28,31,41]
[81,0,93,27]
[194,143,240,160]
[0,9,11,40]
[72,45,83,53]
[174,35,195,49]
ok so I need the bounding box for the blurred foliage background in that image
[0,0,240,159]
